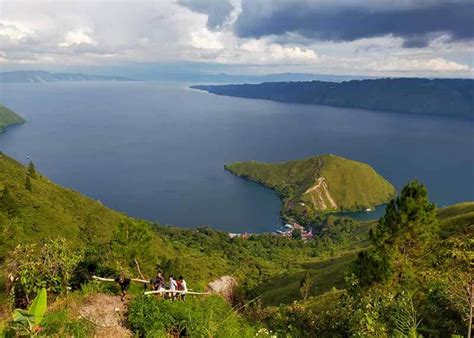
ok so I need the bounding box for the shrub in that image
[6,239,82,306]
[128,295,257,337]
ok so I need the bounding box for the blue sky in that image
[1,0,473,77]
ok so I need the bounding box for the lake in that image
[0,81,473,232]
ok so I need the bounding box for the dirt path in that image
[304,177,337,210]
[78,294,131,338]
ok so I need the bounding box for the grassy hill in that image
[0,152,322,289]
[225,154,396,217]
[0,104,24,133]
[252,201,474,306]
[0,153,127,254]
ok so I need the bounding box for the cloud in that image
[177,0,235,28]
[59,30,96,47]
[0,22,33,40]
[0,0,472,77]
[234,0,474,48]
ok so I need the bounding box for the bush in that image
[6,239,82,306]
[128,295,257,337]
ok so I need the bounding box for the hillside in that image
[0,71,131,83]
[193,78,474,118]
[0,153,126,252]
[0,104,25,133]
[0,152,323,288]
[225,154,396,217]
[0,152,472,337]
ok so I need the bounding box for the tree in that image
[355,181,439,285]
[300,272,312,300]
[0,186,19,218]
[28,161,37,179]
[25,175,32,191]
[292,228,302,240]
[111,220,157,273]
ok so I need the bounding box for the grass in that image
[0,104,24,133]
[250,252,356,306]
[0,153,126,251]
[436,202,474,237]
[225,154,396,214]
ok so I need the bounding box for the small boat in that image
[365,207,373,212]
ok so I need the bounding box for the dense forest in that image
[193,78,474,118]
[0,153,472,336]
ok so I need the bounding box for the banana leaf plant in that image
[11,288,47,335]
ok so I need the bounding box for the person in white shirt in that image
[169,275,177,300]
[177,276,187,301]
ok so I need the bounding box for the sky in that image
[0,0,473,78]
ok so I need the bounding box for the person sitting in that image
[177,276,187,301]
[114,272,131,302]
[169,275,177,300]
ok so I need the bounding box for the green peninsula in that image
[225,154,396,218]
[0,104,25,133]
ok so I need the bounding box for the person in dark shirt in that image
[151,271,165,293]
[114,272,131,301]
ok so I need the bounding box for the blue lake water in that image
[0,81,473,232]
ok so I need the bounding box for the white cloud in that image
[0,22,33,40]
[377,57,469,72]
[0,0,471,77]
[59,30,96,47]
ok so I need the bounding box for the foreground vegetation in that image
[226,154,396,222]
[0,153,472,337]
[0,104,24,134]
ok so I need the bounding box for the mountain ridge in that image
[0,70,132,83]
[193,78,474,118]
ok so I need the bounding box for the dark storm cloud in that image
[234,1,474,48]
[177,0,234,28]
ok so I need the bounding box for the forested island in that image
[225,154,396,224]
[193,78,474,118]
[0,104,25,133]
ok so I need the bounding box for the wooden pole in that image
[92,275,149,284]
[144,290,209,296]
[134,258,147,281]
[468,280,473,338]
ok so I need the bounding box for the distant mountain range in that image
[193,78,474,118]
[133,72,377,83]
[0,70,131,83]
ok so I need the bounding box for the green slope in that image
[0,153,126,251]
[0,153,318,289]
[254,202,474,306]
[0,104,25,133]
[0,151,472,336]
[225,154,396,215]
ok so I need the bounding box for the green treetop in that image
[355,181,439,286]
[28,161,37,178]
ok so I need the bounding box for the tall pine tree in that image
[355,181,438,285]
[28,161,36,179]
[0,186,19,218]
[25,175,32,191]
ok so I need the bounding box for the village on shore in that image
[229,222,314,240]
